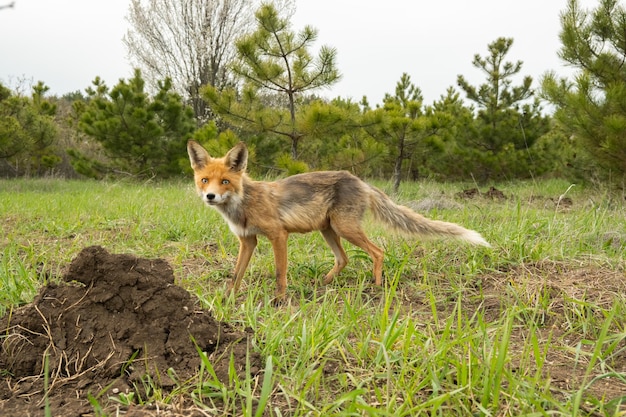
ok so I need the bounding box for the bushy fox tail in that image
[367,186,491,247]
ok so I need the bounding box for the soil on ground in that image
[456,186,507,200]
[0,246,261,417]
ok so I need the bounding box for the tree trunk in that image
[392,138,405,193]
[290,136,299,160]
[392,154,403,194]
[288,90,298,159]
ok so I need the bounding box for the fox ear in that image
[187,140,211,170]
[224,142,248,172]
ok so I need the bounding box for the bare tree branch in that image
[124,0,258,122]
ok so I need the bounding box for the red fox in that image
[187,141,490,302]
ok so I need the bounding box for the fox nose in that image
[206,193,216,201]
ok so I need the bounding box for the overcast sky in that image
[0,0,598,106]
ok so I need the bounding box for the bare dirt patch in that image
[0,246,261,417]
[455,186,580,211]
[456,186,508,201]
[396,260,626,407]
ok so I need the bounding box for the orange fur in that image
[187,141,490,302]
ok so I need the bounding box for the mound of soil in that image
[456,186,507,200]
[0,246,261,416]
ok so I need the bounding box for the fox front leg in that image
[228,235,257,294]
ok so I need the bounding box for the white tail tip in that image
[463,230,491,248]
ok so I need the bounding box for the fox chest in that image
[224,216,262,237]
[214,203,262,237]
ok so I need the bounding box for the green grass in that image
[1,177,625,416]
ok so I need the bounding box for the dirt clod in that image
[0,246,261,416]
[456,186,507,200]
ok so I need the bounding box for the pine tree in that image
[0,82,59,176]
[363,73,442,192]
[204,3,341,160]
[73,69,196,178]
[457,38,550,180]
[542,0,626,183]
[457,37,534,152]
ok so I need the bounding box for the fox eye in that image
[201,178,208,184]
[221,179,230,185]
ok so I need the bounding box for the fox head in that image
[187,140,248,207]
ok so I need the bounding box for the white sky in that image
[0,0,599,106]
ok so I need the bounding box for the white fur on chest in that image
[225,216,249,237]
[212,195,260,237]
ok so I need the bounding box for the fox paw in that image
[271,292,287,307]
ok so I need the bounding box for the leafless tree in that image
[124,0,259,122]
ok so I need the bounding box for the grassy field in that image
[1,177,625,416]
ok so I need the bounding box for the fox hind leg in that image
[320,227,349,284]
[330,221,384,285]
